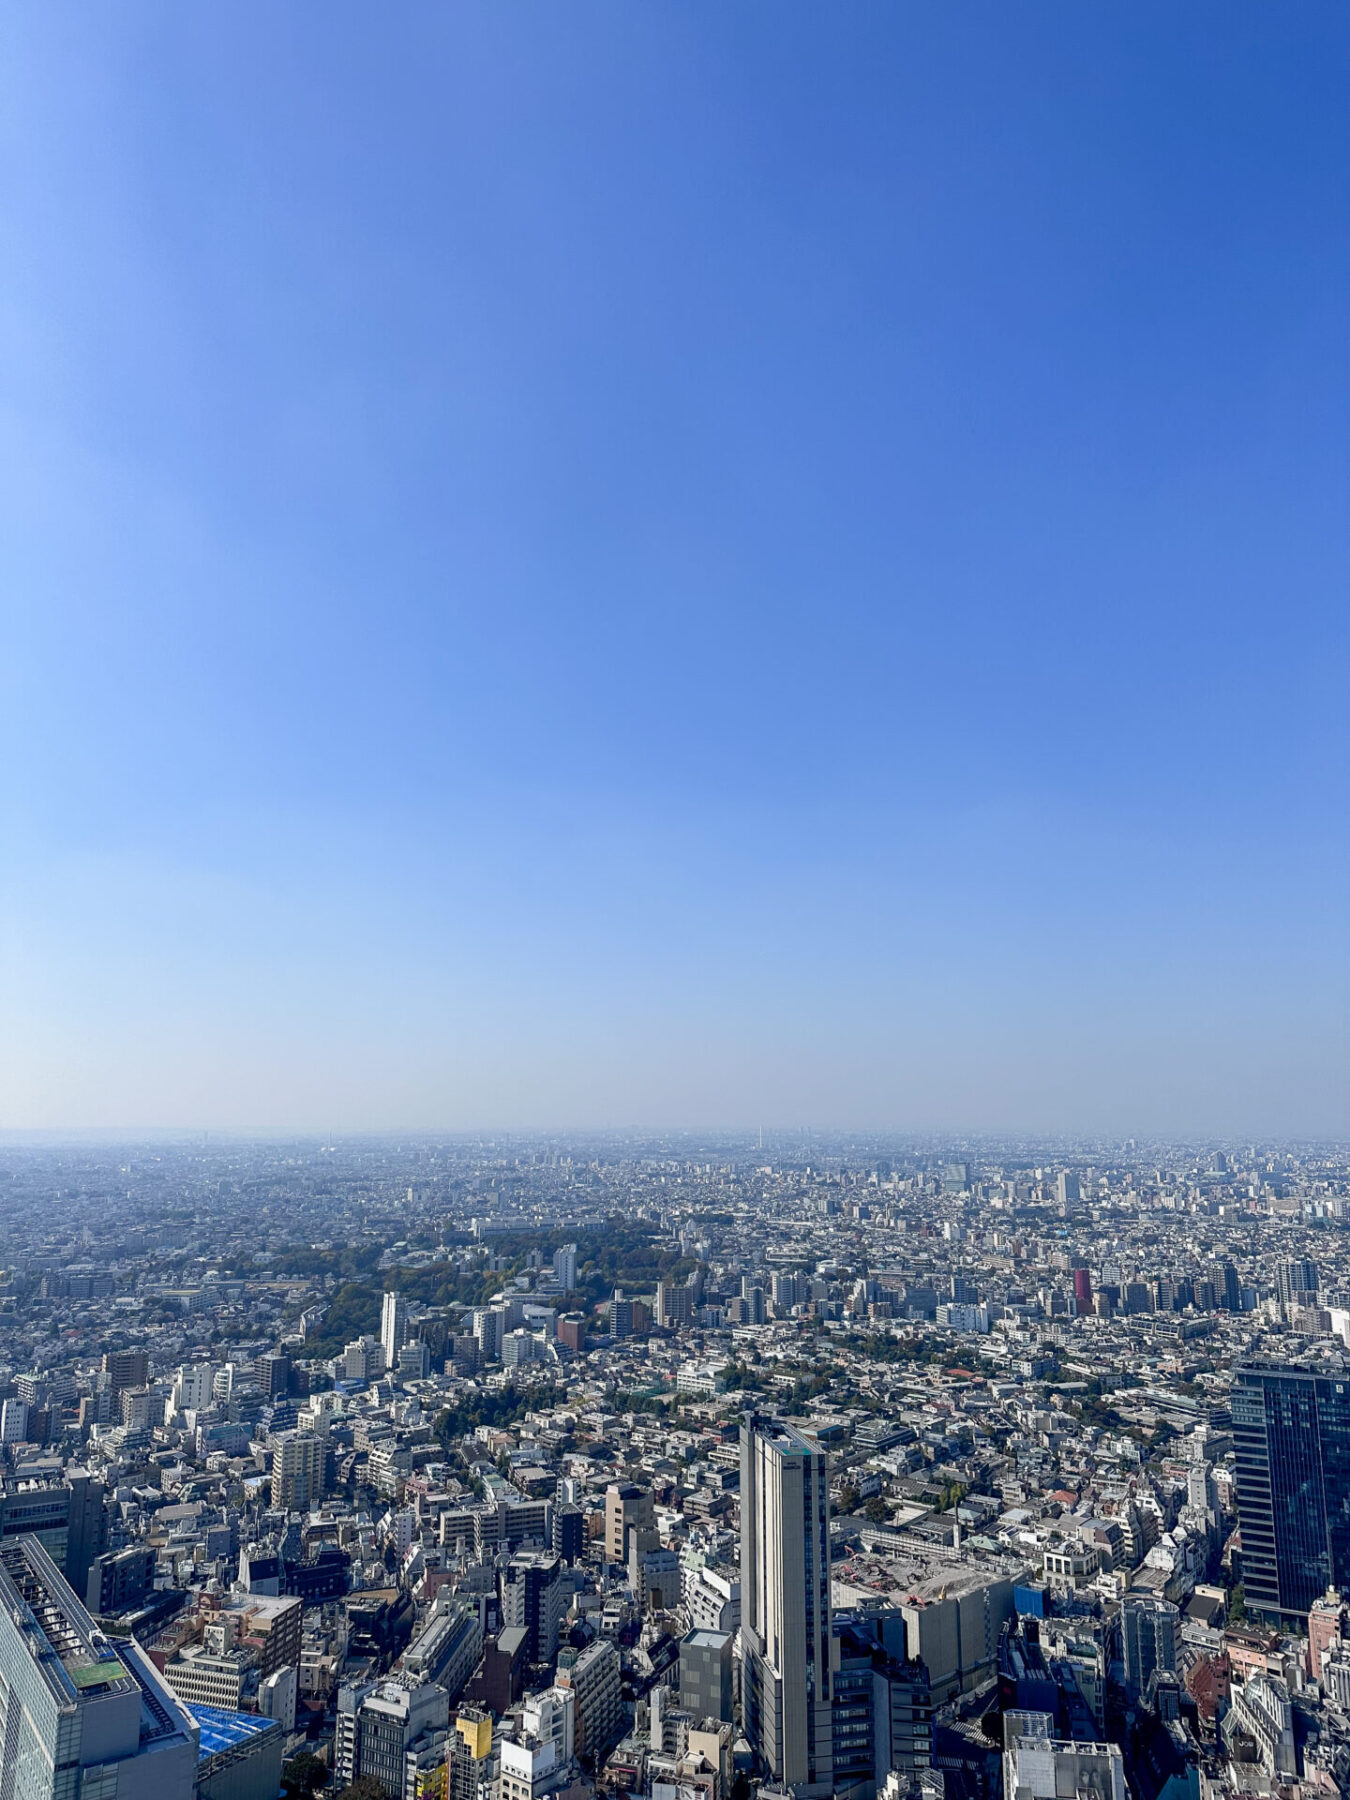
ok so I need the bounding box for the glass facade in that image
[1234,1365,1350,1618]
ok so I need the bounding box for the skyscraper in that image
[1234,1363,1350,1619]
[740,1414,837,1795]
[380,1290,409,1369]
[0,1534,198,1797]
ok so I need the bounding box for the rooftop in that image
[188,1704,281,1763]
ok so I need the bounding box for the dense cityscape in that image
[0,1133,1347,1799]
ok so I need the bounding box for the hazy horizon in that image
[4,5,1347,1138]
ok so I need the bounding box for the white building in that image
[1002,1712,1125,1800]
[381,1291,410,1370]
[740,1415,836,1796]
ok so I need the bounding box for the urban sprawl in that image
[0,1133,1346,1800]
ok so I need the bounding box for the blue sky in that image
[1,4,1346,1135]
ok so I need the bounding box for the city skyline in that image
[0,1126,1345,1792]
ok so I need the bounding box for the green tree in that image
[282,1750,329,1796]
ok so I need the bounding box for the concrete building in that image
[191,1707,286,1800]
[1222,1673,1297,1777]
[679,1628,734,1725]
[270,1431,327,1511]
[556,1637,623,1761]
[401,1593,483,1701]
[0,1534,198,1797]
[102,1349,150,1391]
[381,1289,410,1370]
[1121,1595,1179,1703]
[740,1414,837,1795]
[1002,1711,1125,1800]
[501,1551,566,1664]
[336,1677,451,1796]
[897,1571,1015,1704]
[86,1545,156,1618]
[605,1482,655,1564]
[500,1687,575,1800]
[0,1468,108,1596]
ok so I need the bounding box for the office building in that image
[336,1677,450,1796]
[679,1628,734,1725]
[1002,1712,1125,1800]
[1308,1588,1347,1679]
[605,1482,654,1563]
[259,1664,298,1733]
[630,1542,681,1611]
[86,1545,156,1618]
[1221,1674,1297,1777]
[219,1592,302,1678]
[465,1627,528,1715]
[0,1534,198,1797]
[501,1551,566,1663]
[831,1619,933,1800]
[553,1507,585,1565]
[499,1692,574,1800]
[171,1364,217,1413]
[401,1594,484,1702]
[556,1315,586,1354]
[1234,1362,1350,1618]
[0,1468,107,1596]
[381,1290,410,1370]
[0,1399,28,1443]
[1120,1596,1178,1702]
[740,1414,837,1794]
[897,1570,1015,1704]
[450,1707,496,1800]
[1056,1171,1081,1209]
[162,1646,250,1711]
[191,1706,285,1800]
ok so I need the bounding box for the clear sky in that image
[1,4,1346,1137]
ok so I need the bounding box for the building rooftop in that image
[188,1704,280,1762]
[0,1536,138,1707]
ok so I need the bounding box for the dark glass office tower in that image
[1233,1364,1350,1619]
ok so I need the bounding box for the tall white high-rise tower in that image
[740,1414,837,1794]
[380,1290,409,1370]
